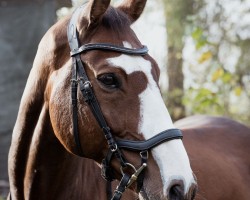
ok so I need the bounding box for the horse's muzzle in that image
[167,180,197,200]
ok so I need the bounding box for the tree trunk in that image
[163,0,194,121]
[167,46,185,120]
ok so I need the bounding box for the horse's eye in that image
[97,73,120,89]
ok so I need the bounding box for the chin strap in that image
[103,151,148,200]
[111,174,131,200]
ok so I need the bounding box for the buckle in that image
[119,162,147,188]
[82,80,92,88]
[71,78,78,84]
[140,150,148,159]
[120,163,136,176]
[127,163,147,188]
[71,77,91,84]
[110,144,118,152]
[114,189,123,195]
[79,79,92,90]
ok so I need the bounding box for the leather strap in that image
[101,150,115,182]
[136,151,148,192]
[76,54,120,156]
[116,129,183,151]
[71,57,84,156]
[67,4,86,50]
[70,43,148,56]
[111,174,130,200]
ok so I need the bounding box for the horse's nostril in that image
[167,180,197,200]
[189,183,198,200]
[168,180,185,200]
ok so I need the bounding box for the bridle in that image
[67,5,183,200]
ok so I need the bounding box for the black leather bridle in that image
[67,5,183,200]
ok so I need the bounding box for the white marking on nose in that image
[107,42,195,195]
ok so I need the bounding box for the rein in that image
[67,5,183,200]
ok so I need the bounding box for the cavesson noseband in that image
[67,5,183,200]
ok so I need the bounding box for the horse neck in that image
[9,99,86,199]
[8,32,88,198]
[8,64,109,200]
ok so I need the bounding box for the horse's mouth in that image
[138,184,197,200]
[139,188,150,200]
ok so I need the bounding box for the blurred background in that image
[0,0,249,198]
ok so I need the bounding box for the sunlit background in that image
[0,0,249,198]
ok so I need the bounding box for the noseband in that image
[67,5,183,200]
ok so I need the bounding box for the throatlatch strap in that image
[101,150,115,182]
[111,174,130,200]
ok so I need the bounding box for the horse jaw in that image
[107,42,196,198]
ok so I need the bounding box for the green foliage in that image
[178,0,250,127]
[191,27,208,49]
[183,87,223,114]
[184,25,249,125]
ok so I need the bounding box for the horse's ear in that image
[85,0,111,26]
[117,0,147,23]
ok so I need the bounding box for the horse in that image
[59,157,139,200]
[7,0,197,200]
[176,115,250,200]
[54,115,250,200]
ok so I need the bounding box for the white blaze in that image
[107,42,195,195]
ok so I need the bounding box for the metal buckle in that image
[110,144,118,152]
[127,163,147,188]
[119,161,148,188]
[140,151,148,159]
[114,189,123,195]
[120,163,137,176]
[82,80,92,88]
[71,78,78,83]
[71,78,92,86]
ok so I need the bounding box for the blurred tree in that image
[56,0,71,9]
[184,0,250,125]
[163,0,200,120]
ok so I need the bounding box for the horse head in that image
[10,0,197,199]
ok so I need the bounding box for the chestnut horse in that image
[176,115,250,200]
[8,0,197,200]
[61,115,250,200]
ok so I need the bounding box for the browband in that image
[70,43,149,56]
[116,129,183,151]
